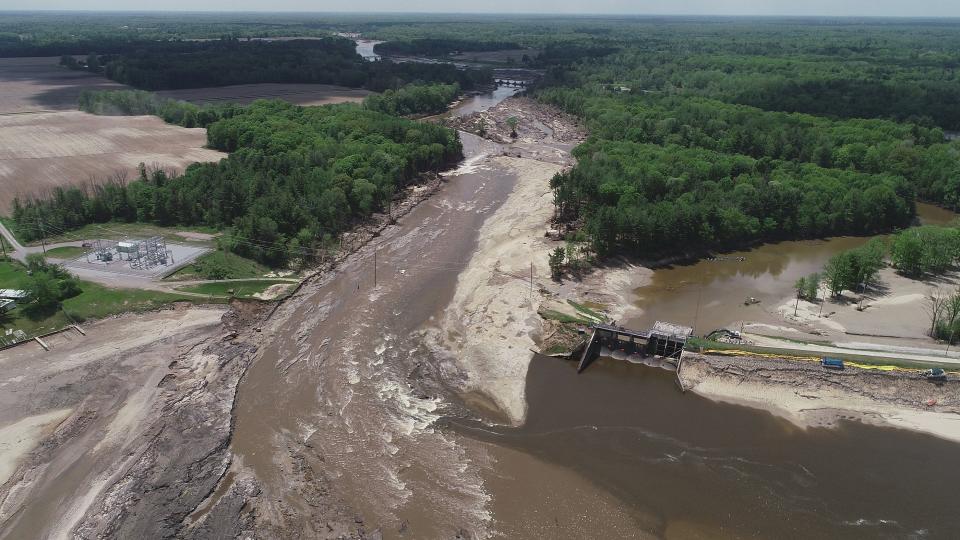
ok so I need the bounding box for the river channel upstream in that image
[227,84,960,539]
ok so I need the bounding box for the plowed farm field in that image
[0,57,369,213]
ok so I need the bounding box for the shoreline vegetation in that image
[59,36,493,93]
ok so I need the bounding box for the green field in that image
[175,279,295,299]
[0,260,218,343]
[43,245,87,260]
[1,218,219,247]
[165,250,270,281]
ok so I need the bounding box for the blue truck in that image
[821,357,845,370]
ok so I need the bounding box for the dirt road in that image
[681,352,960,443]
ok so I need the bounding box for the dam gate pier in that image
[577,321,692,373]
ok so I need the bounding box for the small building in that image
[0,289,30,301]
[117,240,141,255]
[0,298,15,312]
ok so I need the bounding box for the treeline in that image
[820,225,960,342]
[822,239,886,297]
[550,48,960,130]
[78,89,241,128]
[363,83,459,116]
[65,38,492,92]
[12,100,462,266]
[552,139,915,257]
[889,226,960,278]
[95,38,358,89]
[539,91,960,210]
[0,12,334,57]
[373,38,521,56]
[820,226,960,290]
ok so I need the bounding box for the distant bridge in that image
[495,79,530,87]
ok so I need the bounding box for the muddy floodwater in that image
[624,202,957,334]
[462,356,960,539]
[227,83,960,538]
[468,202,960,538]
[452,86,522,116]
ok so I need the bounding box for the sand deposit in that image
[435,156,562,424]
[681,353,960,443]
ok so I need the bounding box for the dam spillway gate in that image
[577,321,693,373]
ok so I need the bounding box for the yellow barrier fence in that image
[701,348,959,375]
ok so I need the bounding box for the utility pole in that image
[37,217,46,254]
[692,277,704,337]
[529,262,533,301]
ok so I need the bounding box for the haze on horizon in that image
[2,0,960,18]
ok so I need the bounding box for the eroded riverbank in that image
[0,303,263,539]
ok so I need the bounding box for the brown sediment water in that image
[458,355,960,539]
[625,236,871,334]
[229,133,518,537]
[451,86,522,117]
[228,86,960,538]
[354,39,384,61]
[916,201,958,226]
[624,203,958,335]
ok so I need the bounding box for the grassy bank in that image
[165,250,270,281]
[174,279,294,299]
[43,245,87,260]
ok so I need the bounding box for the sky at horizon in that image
[2,1,960,18]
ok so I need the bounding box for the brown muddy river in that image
[624,202,956,335]
[229,85,960,538]
[471,202,960,539]
[464,357,960,539]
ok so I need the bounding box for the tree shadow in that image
[22,302,60,322]
[0,57,126,112]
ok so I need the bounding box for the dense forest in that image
[12,100,462,266]
[363,83,460,116]
[63,38,492,92]
[0,12,333,56]
[552,139,914,256]
[539,91,960,210]
[372,38,521,57]
[522,18,960,259]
